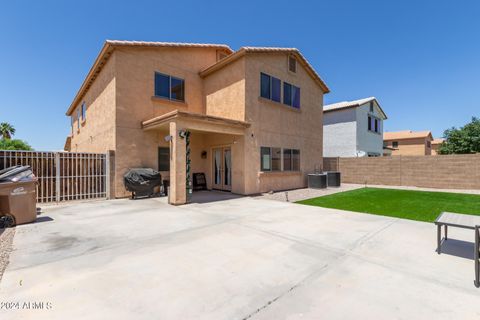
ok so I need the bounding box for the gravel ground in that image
[0,227,15,282]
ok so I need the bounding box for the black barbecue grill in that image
[123,168,162,199]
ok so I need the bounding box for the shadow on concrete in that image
[35,216,54,224]
[440,239,475,260]
[188,190,244,204]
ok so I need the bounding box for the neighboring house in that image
[383,130,433,156]
[431,138,445,155]
[65,40,329,204]
[323,97,388,157]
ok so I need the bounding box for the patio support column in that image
[169,121,187,205]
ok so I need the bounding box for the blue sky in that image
[0,0,479,150]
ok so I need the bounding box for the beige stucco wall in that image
[243,53,324,194]
[69,53,116,153]
[384,137,432,156]
[113,47,221,197]
[203,58,246,121]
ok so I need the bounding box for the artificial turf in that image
[296,187,480,222]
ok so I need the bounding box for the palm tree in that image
[0,122,15,140]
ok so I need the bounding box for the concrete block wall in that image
[324,154,480,190]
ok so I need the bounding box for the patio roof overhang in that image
[142,110,250,135]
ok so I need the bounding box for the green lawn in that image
[297,188,480,222]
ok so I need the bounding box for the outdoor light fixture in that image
[164,135,172,142]
[179,130,187,139]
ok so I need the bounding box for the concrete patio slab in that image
[0,196,478,319]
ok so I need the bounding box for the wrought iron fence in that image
[0,150,110,203]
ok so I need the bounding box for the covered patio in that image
[142,110,250,205]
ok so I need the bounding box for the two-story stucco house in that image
[65,40,329,204]
[322,97,387,157]
[383,130,433,156]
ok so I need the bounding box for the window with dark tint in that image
[370,101,374,112]
[289,56,297,73]
[81,102,86,121]
[368,116,372,131]
[271,77,281,102]
[374,119,379,132]
[158,147,170,171]
[283,149,292,171]
[292,86,300,108]
[271,148,281,171]
[170,77,184,101]
[392,141,399,148]
[292,149,300,171]
[155,73,170,98]
[260,73,271,99]
[77,109,81,130]
[260,147,271,171]
[427,141,431,148]
[283,149,300,171]
[155,73,185,102]
[283,82,292,106]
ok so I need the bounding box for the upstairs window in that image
[154,72,185,102]
[260,73,271,99]
[288,56,297,73]
[426,141,431,148]
[368,116,380,133]
[77,109,81,130]
[283,83,292,106]
[262,73,300,109]
[392,141,399,148]
[81,102,86,121]
[283,82,300,109]
[260,73,281,103]
[369,101,374,112]
[271,77,281,102]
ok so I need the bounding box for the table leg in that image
[475,226,479,288]
[445,225,448,240]
[437,224,442,254]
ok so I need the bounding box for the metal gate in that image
[0,150,110,203]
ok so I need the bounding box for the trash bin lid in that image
[0,165,34,182]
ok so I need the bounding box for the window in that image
[288,56,297,73]
[283,82,300,109]
[260,73,271,99]
[81,102,86,121]
[369,101,374,112]
[368,116,380,133]
[392,141,399,148]
[283,82,292,106]
[77,109,81,130]
[271,148,281,171]
[426,141,431,148]
[292,86,300,108]
[154,72,185,102]
[271,77,281,102]
[283,149,291,171]
[260,147,272,171]
[158,147,170,171]
[170,77,184,101]
[283,149,300,171]
[261,73,301,109]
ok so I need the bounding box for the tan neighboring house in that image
[431,138,445,155]
[65,40,329,205]
[383,130,433,156]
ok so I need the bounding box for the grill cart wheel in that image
[0,214,16,228]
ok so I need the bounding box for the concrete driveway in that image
[1,193,479,319]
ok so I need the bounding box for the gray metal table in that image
[435,212,480,287]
